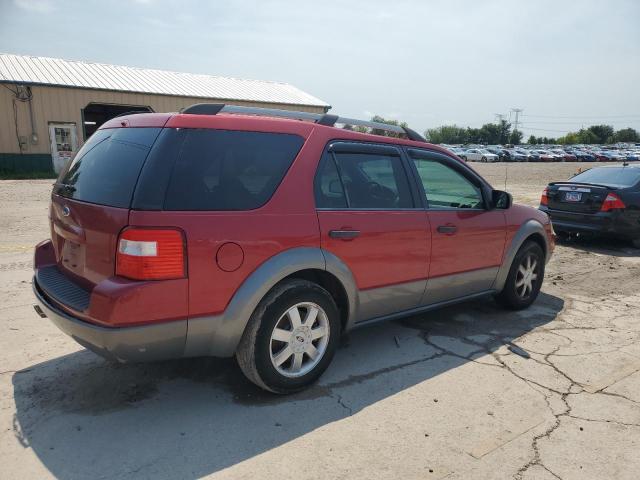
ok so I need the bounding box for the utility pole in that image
[511,108,523,133]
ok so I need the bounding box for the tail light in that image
[540,187,549,206]
[600,193,626,212]
[116,228,186,280]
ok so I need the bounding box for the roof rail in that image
[113,110,151,118]
[181,103,427,143]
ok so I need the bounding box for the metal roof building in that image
[0,53,330,175]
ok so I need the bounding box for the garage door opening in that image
[82,103,153,139]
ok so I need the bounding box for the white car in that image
[463,148,499,162]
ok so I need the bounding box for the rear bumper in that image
[33,279,187,362]
[540,207,640,239]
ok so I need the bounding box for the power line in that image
[521,119,640,125]
[522,113,640,119]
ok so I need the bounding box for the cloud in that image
[13,0,55,13]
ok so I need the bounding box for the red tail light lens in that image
[540,187,549,206]
[600,193,626,212]
[116,228,186,280]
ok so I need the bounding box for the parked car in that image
[448,147,467,160]
[531,150,555,162]
[514,149,534,161]
[33,104,554,393]
[464,148,499,162]
[567,149,596,162]
[590,150,609,162]
[551,149,577,162]
[540,164,640,247]
[505,149,528,162]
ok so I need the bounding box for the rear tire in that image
[236,279,341,394]
[496,241,545,310]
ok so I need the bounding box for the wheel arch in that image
[184,247,357,358]
[493,219,550,292]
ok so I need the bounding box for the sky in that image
[1,0,639,138]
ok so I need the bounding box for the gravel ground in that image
[1,163,640,480]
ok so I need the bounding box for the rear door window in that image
[55,127,161,208]
[163,130,304,210]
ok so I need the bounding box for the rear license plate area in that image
[564,192,582,202]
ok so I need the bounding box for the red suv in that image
[33,104,554,393]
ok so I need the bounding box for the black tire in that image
[496,241,545,310]
[481,156,487,162]
[236,279,341,394]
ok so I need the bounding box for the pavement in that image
[1,171,640,480]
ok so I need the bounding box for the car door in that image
[315,142,431,323]
[406,148,507,305]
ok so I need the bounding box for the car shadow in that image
[12,293,564,479]
[556,234,640,258]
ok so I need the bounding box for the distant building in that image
[0,53,330,175]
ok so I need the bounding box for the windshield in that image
[570,167,640,188]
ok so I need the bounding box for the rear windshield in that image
[570,167,640,188]
[163,129,304,210]
[55,127,161,208]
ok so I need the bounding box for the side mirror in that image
[491,190,512,209]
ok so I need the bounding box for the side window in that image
[412,158,484,209]
[314,154,348,208]
[332,152,413,209]
[163,130,303,211]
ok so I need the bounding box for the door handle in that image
[437,225,458,235]
[329,229,360,240]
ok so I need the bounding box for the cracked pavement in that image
[1,167,640,480]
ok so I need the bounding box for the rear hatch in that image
[50,126,164,288]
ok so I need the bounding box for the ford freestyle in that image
[33,104,554,393]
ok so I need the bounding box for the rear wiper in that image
[56,183,76,193]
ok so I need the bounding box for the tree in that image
[576,128,599,144]
[613,127,640,143]
[498,119,512,144]
[527,135,538,145]
[508,129,523,145]
[370,115,408,138]
[478,123,502,144]
[587,125,615,144]
[425,125,469,144]
[557,132,579,145]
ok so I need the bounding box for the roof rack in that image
[181,103,427,142]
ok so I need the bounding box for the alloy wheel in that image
[269,302,330,378]
[515,253,539,299]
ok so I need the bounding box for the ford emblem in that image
[62,205,71,217]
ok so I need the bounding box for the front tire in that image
[236,279,341,394]
[496,241,545,310]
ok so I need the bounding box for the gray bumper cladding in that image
[33,281,187,363]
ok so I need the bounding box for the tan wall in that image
[0,84,327,155]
